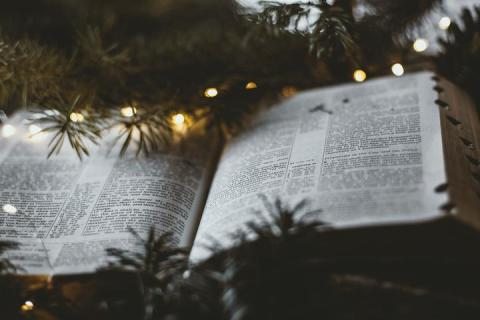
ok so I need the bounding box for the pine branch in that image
[0,38,71,108]
[79,26,128,60]
[310,2,358,61]
[30,96,104,159]
[104,226,188,320]
[360,0,443,36]
[436,6,480,108]
[106,227,187,280]
[207,196,328,320]
[109,104,175,157]
[250,1,358,61]
[0,0,441,158]
[253,1,313,31]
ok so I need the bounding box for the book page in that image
[191,72,448,260]
[0,114,219,275]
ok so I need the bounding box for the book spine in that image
[432,74,480,228]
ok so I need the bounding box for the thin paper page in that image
[0,113,218,274]
[191,72,448,260]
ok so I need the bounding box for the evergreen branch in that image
[250,1,358,61]
[104,226,188,320]
[78,26,131,68]
[105,226,188,280]
[0,38,71,108]
[108,104,175,157]
[360,0,443,36]
[0,0,441,158]
[254,1,314,31]
[310,3,358,61]
[215,198,326,320]
[436,6,480,109]
[30,96,104,159]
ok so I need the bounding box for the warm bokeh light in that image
[391,63,405,77]
[1,124,16,137]
[69,112,84,123]
[172,113,185,125]
[245,82,257,90]
[353,69,367,82]
[281,86,297,97]
[21,301,34,312]
[2,204,17,214]
[204,87,218,98]
[413,38,428,52]
[170,112,191,136]
[438,16,451,30]
[121,106,137,117]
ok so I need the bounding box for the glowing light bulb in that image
[172,113,185,125]
[28,125,42,135]
[69,113,84,123]
[391,63,405,77]
[245,82,257,90]
[2,204,17,214]
[438,16,451,30]
[413,38,428,52]
[204,88,218,98]
[353,69,367,82]
[1,124,16,137]
[21,301,34,312]
[121,106,136,117]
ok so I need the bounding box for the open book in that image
[1,71,479,275]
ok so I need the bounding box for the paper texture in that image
[0,72,449,271]
[0,116,218,274]
[191,72,448,260]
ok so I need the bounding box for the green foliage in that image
[361,0,443,36]
[436,6,480,109]
[0,0,444,158]
[101,197,329,320]
[1,199,480,319]
[82,197,480,320]
[105,227,188,320]
[111,106,174,157]
[30,99,104,159]
[106,227,188,288]
[0,39,71,109]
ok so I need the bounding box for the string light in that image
[1,124,16,137]
[438,16,451,30]
[172,113,185,126]
[391,63,405,77]
[281,86,297,97]
[121,106,136,117]
[413,38,428,52]
[21,301,34,312]
[170,112,190,135]
[245,82,257,90]
[204,88,218,98]
[2,204,17,214]
[353,69,367,82]
[69,112,84,123]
